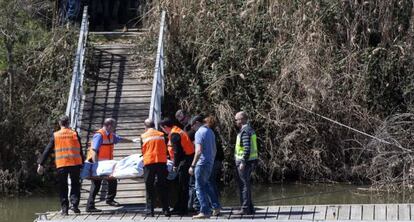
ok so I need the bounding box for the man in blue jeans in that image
[233,111,258,215]
[188,115,221,219]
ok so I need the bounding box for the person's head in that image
[235,111,248,128]
[190,115,204,131]
[175,109,189,125]
[103,118,116,132]
[59,115,70,128]
[204,116,216,128]
[144,118,155,130]
[159,118,174,134]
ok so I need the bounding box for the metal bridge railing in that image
[149,11,166,128]
[65,6,89,132]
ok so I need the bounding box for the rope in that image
[282,99,409,151]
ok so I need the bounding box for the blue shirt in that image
[92,130,122,152]
[194,125,216,165]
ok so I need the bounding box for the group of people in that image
[37,110,258,219]
[37,117,126,215]
[57,0,142,30]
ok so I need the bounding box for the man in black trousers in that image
[37,116,84,215]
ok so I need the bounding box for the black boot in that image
[61,205,68,216]
[85,206,102,213]
[143,209,154,217]
[70,206,81,214]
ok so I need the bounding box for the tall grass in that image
[0,0,77,193]
[145,0,414,190]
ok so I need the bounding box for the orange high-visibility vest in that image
[168,126,194,159]
[141,128,167,166]
[53,128,82,168]
[87,128,114,161]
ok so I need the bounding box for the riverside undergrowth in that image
[0,0,77,193]
[144,0,414,191]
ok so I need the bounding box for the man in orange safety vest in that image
[85,118,123,212]
[37,115,84,216]
[140,118,170,217]
[160,118,195,215]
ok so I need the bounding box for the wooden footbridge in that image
[35,5,161,220]
[34,5,414,222]
[73,7,157,210]
[79,39,149,207]
[37,204,414,221]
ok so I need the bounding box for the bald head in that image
[144,118,155,129]
[235,111,248,128]
[236,111,248,120]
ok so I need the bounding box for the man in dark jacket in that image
[233,111,258,215]
[37,116,84,215]
[160,118,195,215]
[175,109,195,140]
[175,110,198,212]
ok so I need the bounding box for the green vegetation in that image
[151,0,414,190]
[1,0,414,194]
[0,0,77,193]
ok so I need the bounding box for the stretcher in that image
[80,154,176,180]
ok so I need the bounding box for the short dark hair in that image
[159,118,174,128]
[190,115,204,126]
[59,115,70,127]
[175,109,187,117]
[103,118,116,127]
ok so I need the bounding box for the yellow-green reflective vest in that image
[235,133,258,161]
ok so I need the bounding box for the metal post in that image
[149,11,166,129]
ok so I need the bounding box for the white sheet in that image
[80,155,176,180]
[112,154,143,178]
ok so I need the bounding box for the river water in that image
[221,183,414,206]
[1,183,413,222]
[0,195,59,222]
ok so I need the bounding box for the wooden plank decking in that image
[76,33,153,210]
[36,204,414,221]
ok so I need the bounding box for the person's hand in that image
[173,166,177,172]
[239,163,245,171]
[37,164,44,175]
[132,138,140,143]
[188,166,194,176]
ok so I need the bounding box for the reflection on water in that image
[221,183,414,206]
[2,183,414,221]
